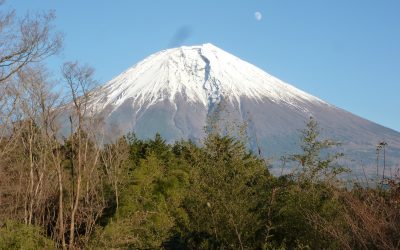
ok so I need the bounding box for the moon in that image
[254,11,262,21]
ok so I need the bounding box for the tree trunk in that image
[56,163,66,249]
[69,174,81,248]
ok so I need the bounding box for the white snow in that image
[89,43,327,113]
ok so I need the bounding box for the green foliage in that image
[93,137,191,249]
[183,134,271,249]
[291,117,348,183]
[271,180,344,249]
[0,221,56,249]
[270,117,348,249]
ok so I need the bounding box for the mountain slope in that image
[84,43,400,176]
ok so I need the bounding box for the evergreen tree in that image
[183,134,271,249]
[291,117,348,183]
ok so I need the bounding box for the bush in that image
[0,221,56,249]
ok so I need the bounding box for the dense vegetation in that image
[1,116,400,249]
[0,4,399,249]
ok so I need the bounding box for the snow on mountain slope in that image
[70,43,400,176]
[89,43,325,115]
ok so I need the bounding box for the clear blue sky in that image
[6,0,400,132]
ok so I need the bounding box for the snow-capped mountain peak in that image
[90,43,325,113]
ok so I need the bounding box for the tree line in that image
[0,4,399,249]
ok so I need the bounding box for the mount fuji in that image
[80,43,400,175]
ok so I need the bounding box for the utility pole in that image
[376,144,381,181]
[380,141,388,180]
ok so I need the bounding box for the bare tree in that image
[0,64,63,243]
[0,3,62,225]
[0,3,62,84]
[62,61,104,247]
[101,137,130,211]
